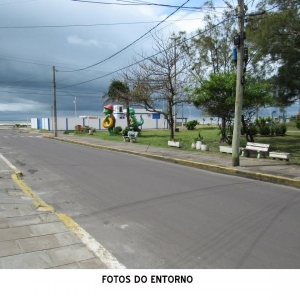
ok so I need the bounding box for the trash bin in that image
[76,125,82,131]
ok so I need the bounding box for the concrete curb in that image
[11,174,55,212]
[44,135,300,189]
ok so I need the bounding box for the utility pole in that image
[51,105,54,134]
[52,66,58,137]
[173,37,177,133]
[232,0,245,166]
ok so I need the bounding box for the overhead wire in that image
[57,0,290,90]
[58,0,191,73]
[58,15,236,90]
[71,0,212,10]
[0,17,210,29]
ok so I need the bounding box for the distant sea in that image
[0,120,29,126]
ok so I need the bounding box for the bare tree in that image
[123,31,189,140]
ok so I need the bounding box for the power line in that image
[58,16,235,90]
[58,0,191,73]
[58,0,291,89]
[0,17,207,29]
[71,0,210,10]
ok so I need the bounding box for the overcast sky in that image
[2,0,293,122]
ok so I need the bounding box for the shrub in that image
[278,124,287,135]
[63,130,69,134]
[122,127,129,136]
[114,126,122,134]
[185,120,198,130]
[259,125,270,136]
[249,125,258,136]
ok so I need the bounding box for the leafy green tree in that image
[247,0,300,105]
[103,79,131,127]
[185,6,238,86]
[189,72,273,143]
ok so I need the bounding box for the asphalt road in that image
[1,129,300,268]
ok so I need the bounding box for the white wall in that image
[31,114,165,130]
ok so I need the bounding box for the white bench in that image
[269,152,291,162]
[123,131,138,143]
[241,142,270,158]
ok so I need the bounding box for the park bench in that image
[123,131,138,143]
[241,142,270,158]
[269,152,291,161]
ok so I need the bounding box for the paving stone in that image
[78,258,108,269]
[29,222,69,236]
[0,251,53,269]
[0,218,10,229]
[38,213,60,223]
[0,226,33,242]
[0,198,13,204]
[0,210,21,218]
[9,197,35,204]
[46,243,95,267]
[0,240,21,257]
[19,205,37,216]
[17,235,61,253]
[54,231,81,246]
[1,204,33,212]
[0,197,27,204]
[9,215,43,227]
[51,262,81,269]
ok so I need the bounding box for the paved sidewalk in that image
[0,157,109,269]
[46,132,300,189]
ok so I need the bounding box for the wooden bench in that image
[241,142,270,158]
[123,131,138,143]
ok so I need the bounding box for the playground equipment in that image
[102,104,116,135]
[128,107,144,128]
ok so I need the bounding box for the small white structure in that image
[113,105,125,119]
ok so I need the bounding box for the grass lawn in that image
[68,123,300,164]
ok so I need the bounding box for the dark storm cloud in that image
[0,0,201,120]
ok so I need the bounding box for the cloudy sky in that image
[2,0,291,122]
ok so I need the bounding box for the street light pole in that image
[232,0,245,167]
[73,97,77,117]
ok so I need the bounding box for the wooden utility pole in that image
[52,66,58,137]
[232,0,245,166]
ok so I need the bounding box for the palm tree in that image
[103,79,131,127]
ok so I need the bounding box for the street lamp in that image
[73,97,77,117]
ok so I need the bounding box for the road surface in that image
[1,129,300,268]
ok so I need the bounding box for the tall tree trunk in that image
[168,102,174,140]
[126,103,130,128]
